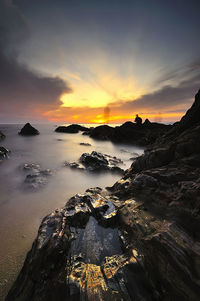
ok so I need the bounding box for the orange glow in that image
[60,64,145,109]
[43,104,184,124]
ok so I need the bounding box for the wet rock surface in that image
[0,146,10,157]
[22,163,52,190]
[0,146,10,163]
[7,189,156,301]
[0,131,5,141]
[55,124,89,133]
[65,151,124,174]
[7,91,200,300]
[18,123,39,136]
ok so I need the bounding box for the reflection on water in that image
[0,124,143,299]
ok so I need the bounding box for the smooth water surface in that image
[0,124,143,299]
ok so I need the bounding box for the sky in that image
[0,0,200,124]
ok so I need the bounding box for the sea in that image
[0,123,144,299]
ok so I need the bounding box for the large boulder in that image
[18,123,39,136]
[7,189,155,301]
[65,151,124,174]
[55,124,89,133]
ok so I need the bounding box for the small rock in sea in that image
[65,151,124,174]
[0,146,10,158]
[22,163,52,190]
[23,163,41,172]
[80,143,92,146]
[64,161,84,170]
[0,131,5,141]
[18,123,39,136]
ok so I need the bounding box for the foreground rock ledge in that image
[7,90,200,300]
[6,188,156,301]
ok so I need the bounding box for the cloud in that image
[0,0,72,122]
[113,71,200,114]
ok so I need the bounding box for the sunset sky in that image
[0,0,200,124]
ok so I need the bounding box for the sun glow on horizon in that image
[60,67,145,109]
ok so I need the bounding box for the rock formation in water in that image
[18,123,40,136]
[0,130,5,141]
[79,142,92,146]
[7,90,200,300]
[55,120,170,146]
[22,163,52,190]
[55,124,89,133]
[0,132,9,164]
[0,146,10,163]
[65,151,124,174]
[89,120,170,146]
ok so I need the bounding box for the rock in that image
[82,130,91,136]
[18,123,39,136]
[89,121,170,146]
[0,130,5,140]
[0,146,10,158]
[65,151,124,174]
[22,163,52,190]
[64,161,84,170]
[55,124,89,133]
[90,125,115,140]
[7,189,156,301]
[79,142,91,146]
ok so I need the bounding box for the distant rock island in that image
[7,90,200,301]
[18,123,40,136]
[55,124,89,133]
[55,119,171,146]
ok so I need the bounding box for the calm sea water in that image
[0,124,143,299]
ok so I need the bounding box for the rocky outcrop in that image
[7,90,200,300]
[80,142,92,146]
[0,146,10,163]
[89,125,115,140]
[22,163,52,190]
[18,123,39,136]
[0,146,9,157]
[55,121,170,146]
[55,124,89,133]
[7,188,156,301]
[65,151,124,174]
[0,130,5,140]
[89,121,170,146]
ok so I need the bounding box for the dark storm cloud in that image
[116,72,200,113]
[0,0,72,121]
